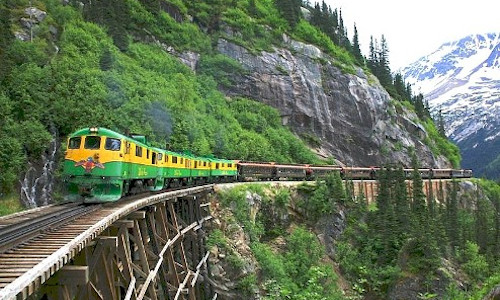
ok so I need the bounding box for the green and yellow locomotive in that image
[63,127,237,203]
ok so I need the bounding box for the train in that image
[63,127,473,203]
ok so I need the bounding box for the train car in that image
[209,158,238,182]
[307,165,343,179]
[451,169,473,178]
[342,167,378,179]
[275,164,307,179]
[64,127,164,202]
[237,161,276,180]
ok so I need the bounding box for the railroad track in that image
[0,185,214,300]
[0,203,101,254]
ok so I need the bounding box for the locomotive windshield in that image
[68,137,81,149]
[105,138,121,151]
[84,136,101,149]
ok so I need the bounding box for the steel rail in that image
[0,184,214,300]
[0,203,100,254]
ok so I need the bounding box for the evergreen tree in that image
[368,36,378,77]
[427,178,435,218]
[447,180,460,251]
[394,165,410,234]
[309,2,322,27]
[492,188,500,261]
[436,108,446,137]
[393,73,407,101]
[411,154,426,224]
[248,0,259,17]
[475,192,489,253]
[0,2,13,81]
[275,0,302,28]
[351,23,363,64]
[413,93,426,120]
[326,171,346,204]
[374,167,397,264]
[408,154,440,273]
[378,35,393,90]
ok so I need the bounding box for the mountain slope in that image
[403,33,500,179]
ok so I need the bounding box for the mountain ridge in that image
[403,32,500,179]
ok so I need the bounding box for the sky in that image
[322,0,500,70]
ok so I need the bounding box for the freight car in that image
[63,128,473,203]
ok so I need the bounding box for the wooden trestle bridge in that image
[0,179,457,300]
[0,185,215,300]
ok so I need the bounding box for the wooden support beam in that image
[128,211,147,220]
[58,266,89,286]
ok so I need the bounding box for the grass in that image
[0,195,24,216]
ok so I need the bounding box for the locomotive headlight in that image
[90,127,98,133]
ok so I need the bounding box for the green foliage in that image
[459,241,489,283]
[292,20,356,74]
[198,54,246,88]
[422,118,461,167]
[127,0,211,52]
[206,229,228,250]
[274,187,290,207]
[221,7,276,51]
[0,195,24,216]
[237,273,258,297]
[219,185,266,241]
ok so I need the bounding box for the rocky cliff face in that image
[213,35,449,167]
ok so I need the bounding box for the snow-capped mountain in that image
[402,33,500,179]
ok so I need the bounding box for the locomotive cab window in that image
[68,137,81,149]
[158,153,163,161]
[172,156,177,164]
[216,163,220,169]
[105,138,121,151]
[84,136,101,149]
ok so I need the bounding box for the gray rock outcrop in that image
[214,35,448,167]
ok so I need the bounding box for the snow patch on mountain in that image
[402,33,500,178]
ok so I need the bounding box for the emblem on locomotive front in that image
[75,156,105,173]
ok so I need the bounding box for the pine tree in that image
[447,180,459,251]
[427,178,435,218]
[248,0,259,17]
[0,2,13,81]
[275,0,302,28]
[378,35,393,89]
[475,190,489,253]
[411,154,426,223]
[437,108,446,137]
[326,171,346,204]
[368,36,378,77]
[351,24,363,64]
[309,2,322,26]
[394,165,410,233]
[413,93,426,120]
[393,73,407,101]
[374,167,397,264]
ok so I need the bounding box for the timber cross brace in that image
[37,193,215,300]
